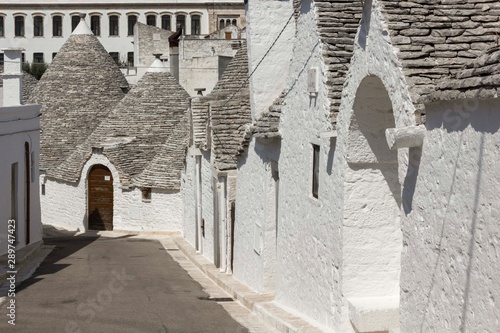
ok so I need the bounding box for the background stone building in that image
[0,0,245,67]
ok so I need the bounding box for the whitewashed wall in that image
[41,153,183,232]
[400,98,500,332]
[246,0,294,119]
[334,1,417,331]
[199,151,216,262]
[182,154,197,247]
[0,120,42,255]
[233,138,280,293]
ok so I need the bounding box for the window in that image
[161,15,171,30]
[312,144,320,199]
[226,19,231,27]
[191,15,200,35]
[71,15,80,32]
[219,19,224,30]
[176,14,185,33]
[90,15,100,36]
[127,15,137,36]
[146,14,156,26]
[52,52,57,60]
[33,52,44,63]
[0,53,4,65]
[141,188,151,201]
[109,52,119,64]
[127,51,134,67]
[52,15,62,36]
[0,16,4,37]
[232,19,237,26]
[33,16,43,36]
[15,16,25,37]
[109,15,119,36]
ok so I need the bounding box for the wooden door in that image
[88,165,114,231]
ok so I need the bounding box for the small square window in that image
[161,15,170,30]
[141,188,151,201]
[109,52,119,65]
[33,52,44,64]
[53,16,63,37]
[146,15,156,27]
[128,15,137,36]
[127,52,134,67]
[71,15,80,32]
[91,15,100,36]
[15,16,25,37]
[312,144,320,199]
[33,16,44,37]
[109,15,119,36]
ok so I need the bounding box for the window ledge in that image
[348,296,400,333]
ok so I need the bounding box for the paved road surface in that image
[0,235,249,333]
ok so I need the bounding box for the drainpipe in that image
[195,155,203,253]
[219,176,227,273]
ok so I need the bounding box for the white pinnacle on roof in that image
[72,14,93,36]
[147,54,169,73]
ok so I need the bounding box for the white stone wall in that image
[334,1,417,331]
[178,38,239,96]
[182,150,216,262]
[233,138,280,293]
[41,153,183,232]
[274,1,342,329]
[400,98,500,332]
[199,151,216,262]
[182,154,197,247]
[246,0,294,119]
[0,126,42,255]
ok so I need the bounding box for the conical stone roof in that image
[54,59,190,189]
[208,42,252,170]
[28,17,128,174]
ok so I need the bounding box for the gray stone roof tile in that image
[53,70,190,189]
[0,65,39,104]
[28,33,128,174]
[316,0,363,123]
[252,91,285,139]
[207,42,252,170]
[380,0,500,108]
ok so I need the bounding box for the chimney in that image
[2,47,24,107]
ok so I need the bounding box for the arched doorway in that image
[343,76,402,298]
[88,165,114,231]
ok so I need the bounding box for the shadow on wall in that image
[418,99,493,332]
[348,75,401,206]
[357,0,372,50]
[426,99,500,134]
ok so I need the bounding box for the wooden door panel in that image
[88,165,114,231]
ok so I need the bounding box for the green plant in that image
[22,61,48,80]
[22,62,31,73]
[30,63,48,80]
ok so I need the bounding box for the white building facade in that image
[0,48,42,255]
[0,0,244,67]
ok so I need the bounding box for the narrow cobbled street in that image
[0,232,252,333]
